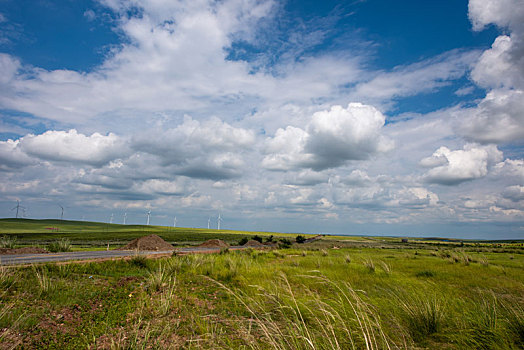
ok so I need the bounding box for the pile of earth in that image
[243,240,265,247]
[0,247,48,255]
[198,239,229,248]
[119,234,174,251]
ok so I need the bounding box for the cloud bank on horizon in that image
[0,0,522,239]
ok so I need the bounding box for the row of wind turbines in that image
[11,201,224,230]
[108,210,224,230]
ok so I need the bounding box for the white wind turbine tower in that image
[123,212,127,225]
[173,216,177,228]
[58,204,64,220]
[146,210,151,225]
[207,216,211,229]
[11,200,25,219]
[110,213,114,224]
[217,214,222,230]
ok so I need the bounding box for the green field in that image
[1,219,523,349]
[0,218,305,248]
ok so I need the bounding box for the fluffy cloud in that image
[458,0,524,144]
[502,185,524,202]
[263,103,393,171]
[421,144,503,185]
[19,129,128,166]
[459,89,524,143]
[133,116,255,179]
[0,139,35,170]
[468,0,524,31]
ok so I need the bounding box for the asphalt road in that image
[0,246,247,265]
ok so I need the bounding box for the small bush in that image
[265,235,274,243]
[252,235,263,243]
[238,237,249,246]
[0,235,17,249]
[279,238,292,249]
[219,247,229,255]
[48,238,72,252]
[295,235,306,244]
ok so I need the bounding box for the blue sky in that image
[0,0,523,239]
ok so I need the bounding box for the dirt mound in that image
[198,239,229,248]
[243,240,265,247]
[0,247,48,255]
[120,234,174,251]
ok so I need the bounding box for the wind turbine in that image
[173,216,177,228]
[110,213,114,224]
[207,216,211,229]
[146,210,151,225]
[11,200,25,219]
[217,214,222,230]
[123,212,127,225]
[58,204,64,220]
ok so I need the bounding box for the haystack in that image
[198,239,229,248]
[120,234,174,251]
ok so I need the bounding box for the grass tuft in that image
[0,235,17,249]
[396,291,445,342]
[47,238,72,252]
[32,265,52,295]
[363,259,375,273]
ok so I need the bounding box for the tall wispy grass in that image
[394,291,445,342]
[209,273,394,349]
[32,265,52,295]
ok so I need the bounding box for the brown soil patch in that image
[119,234,174,251]
[198,239,229,248]
[243,240,265,247]
[0,247,48,255]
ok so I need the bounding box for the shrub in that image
[265,235,274,243]
[279,238,292,249]
[47,238,72,252]
[238,237,249,246]
[252,235,263,243]
[295,235,306,244]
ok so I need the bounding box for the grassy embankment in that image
[0,220,523,349]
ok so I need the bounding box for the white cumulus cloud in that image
[422,144,503,185]
[19,129,128,166]
[263,103,393,171]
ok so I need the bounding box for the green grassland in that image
[0,218,303,248]
[1,219,523,349]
